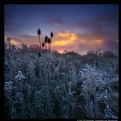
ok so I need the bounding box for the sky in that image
[4,4,119,55]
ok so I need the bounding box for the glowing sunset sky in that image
[4,4,118,55]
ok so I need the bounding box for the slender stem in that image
[39,35,41,50]
[50,37,52,52]
[94,97,95,121]
[94,89,96,121]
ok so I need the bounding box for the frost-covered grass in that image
[4,49,119,119]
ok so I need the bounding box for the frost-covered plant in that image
[104,104,118,119]
[81,64,104,94]
[68,62,77,87]
[79,64,105,119]
[4,46,118,119]
[53,63,60,81]
[78,64,119,119]
[15,71,25,81]
[14,71,25,92]
[4,81,13,98]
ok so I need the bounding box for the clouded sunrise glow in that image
[4,4,118,55]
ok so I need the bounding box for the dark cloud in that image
[16,34,45,46]
[4,10,24,36]
[37,5,57,12]
[4,11,14,33]
[76,13,118,39]
[4,5,118,55]
[5,10,13,20]
[103,39,118,54]
[93,13,118,25]
[75,13,118,54]
[47,16,64,26]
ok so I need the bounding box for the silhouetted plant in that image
[50,32,54,51]
[44,35,48,50]
[42,42,45,49]
[11,44,16,51]
[4,44,119,119]
[7,37,11,47]
[34,62,40,78]
[48,38,51,51]
[21,43,27,51]
[37,29,41,49]
[103,51,116,58]
[37,29,41,56]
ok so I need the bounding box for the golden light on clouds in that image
[97,39,104,45]
[84,39,104,46]
[52,32,104,47]
[58,33,71,37]
[53,40,70,46]
[58,50,64,54]
[52,32,105,54]
[4,36,23,47]
[10,39,20,46]
[5,32,105,55]
[58,32,78,41]
[53,32,78,46]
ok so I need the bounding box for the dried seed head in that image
[55,63,58,67]
[38,52,41,57]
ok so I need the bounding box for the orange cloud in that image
[5,32,106,55]
[10,39,21,46]
[4,36,23,47]
[52,31,105,54]
[93,39,104,46]
[53,32,78,46]
[53,40,70,46]
[58,33,72,37]
[79,39,104,46]
[58,50,64,54]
